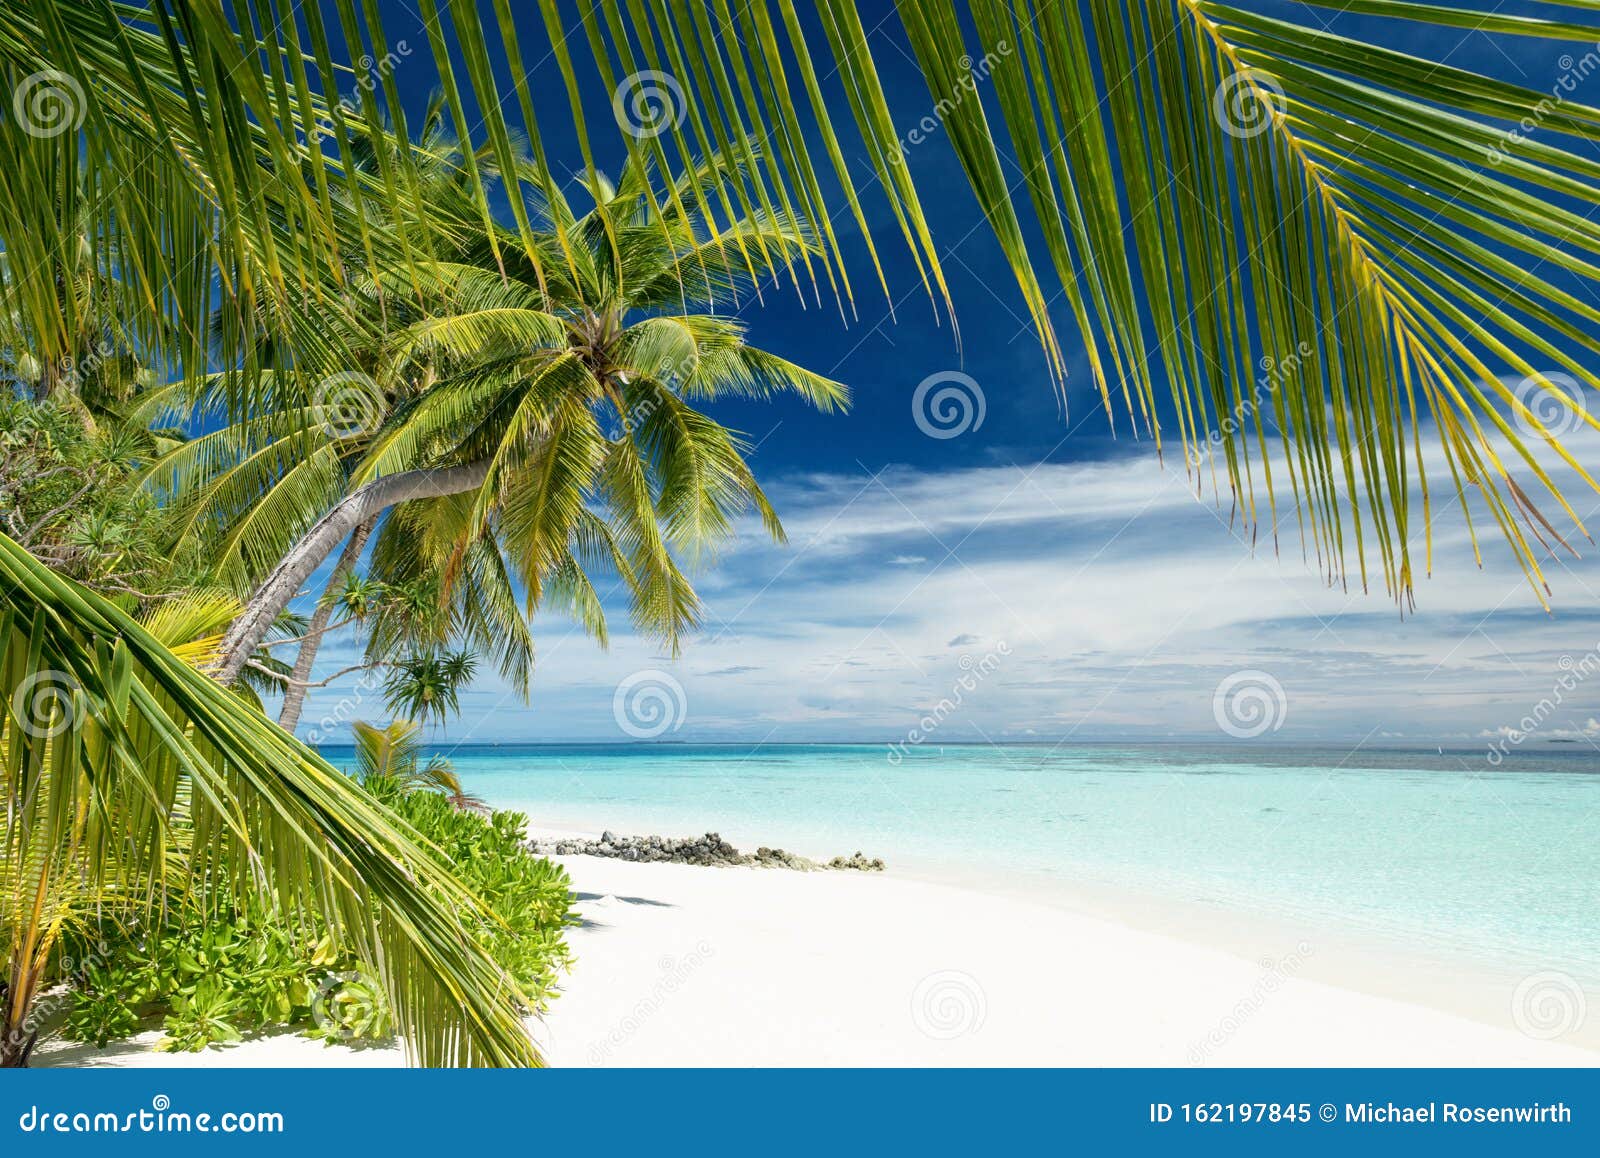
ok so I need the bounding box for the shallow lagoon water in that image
[324,742,1600,983]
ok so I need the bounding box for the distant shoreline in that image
[313,739,1599,753]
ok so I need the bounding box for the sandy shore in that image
[37,837,1599,1068]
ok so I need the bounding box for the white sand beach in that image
[38,831,1600,1069]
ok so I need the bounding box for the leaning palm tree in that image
[0,537,538,1066]
[155,134,846,691]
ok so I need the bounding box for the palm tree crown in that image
[147,128,846,690]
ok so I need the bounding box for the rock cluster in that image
[526,830,885,872]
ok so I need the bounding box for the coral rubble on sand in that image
[526,831,884,872]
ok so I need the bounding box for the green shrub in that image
[373,787,576,1008]
[60,794,575,1053]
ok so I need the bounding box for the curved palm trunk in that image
[277,515,377,732]
[214,462,491,687]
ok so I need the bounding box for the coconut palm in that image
[150,130,846,693]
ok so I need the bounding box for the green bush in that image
[60,795,575,1053]
[374,788,577,1009]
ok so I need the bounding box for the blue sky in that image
[294,0,1600,748]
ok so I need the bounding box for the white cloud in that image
[295,441,1600,746]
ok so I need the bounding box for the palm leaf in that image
[0,534,539,1067]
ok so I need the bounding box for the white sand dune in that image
[38,846,1599,1068]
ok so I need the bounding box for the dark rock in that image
[525,830,886,872]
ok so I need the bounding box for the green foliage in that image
[56,750,574,1054]
[0,537,544,1067]
[61,989,138,1050]
[0,397,193,599]
[303,972,392,1045]
[62,903,359,1052]
[369,785,577,1007]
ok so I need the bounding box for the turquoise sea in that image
[325,742,1600,984]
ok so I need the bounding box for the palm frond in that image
[0,535,539,1066]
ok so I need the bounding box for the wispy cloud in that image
[297,437,1600,749]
